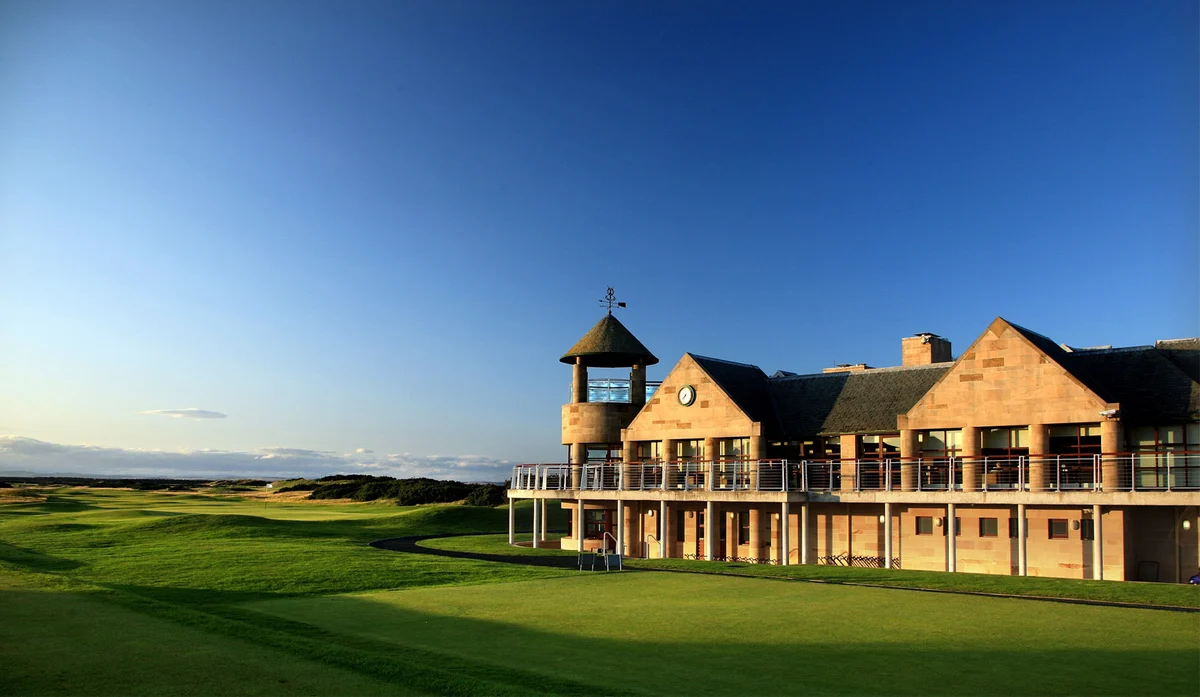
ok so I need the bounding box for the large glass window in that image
[1127,425,1200,488]
[981,427,1029,489]
[586,444,621,463]
[1048,425,1101,456]
[718,438,751,462]
[859,434,901,489]
[636,441,662,463]
[917,430,960,489]
[676,439,705,462]
[585,509,608,540]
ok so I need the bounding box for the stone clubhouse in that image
[508,309,1200,582]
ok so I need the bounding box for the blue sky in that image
[1,1,1196,479]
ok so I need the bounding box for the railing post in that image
[1056,455,1061,491]
[1166,452,1172,492]
[982,457,988,492]
[1019,456,1026,491]
[916,458,922,492]
[1130,455,1136,492]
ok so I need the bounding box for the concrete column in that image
[839,434,858,492]
[800,502,809,564]
[571,357,587,404]
[508,497,515,545]
[726,510,737,560]
[532,497,540,549]
[570,444,586,488]
[705,501,716,561]
[623,501,636,557]
[660,500,669,558]
[884,502,893,569]
[1100,420,1122,491]
[1028,424,1047,492]
[704,437,718,490]
[1093,504,1103,580]
[615,499,623,555]
[630,364,646,407]
[540,499,547,542]
[961,426,979,492]
[622,440,635,490]
[1017,504,1027,576]
[781,501,791,566]
[947,503,956,572]
[749,507,762,562]
[662,438,675,490]
[578,499,586,553]
[900,429,917,492]
[770,510,780,563]
[749,434,765,491]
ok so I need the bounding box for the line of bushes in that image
[279,475,506,507]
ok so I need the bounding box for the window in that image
[1048,425,1101,456]
[1048,519,1069,540]
[719,438,751,462]
[676,510,686,542]
[676,439,705,462]
[698,511,705,541]
[979,518,999,537]
[635,441,662,462]
[1081,518,1095,541]
[585,444,621,463]
[942,517,961,536]
[585,509,607,539]
[916,516,934,535]
[860,434,901,489]
[738,511,750,545]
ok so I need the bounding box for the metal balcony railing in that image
[509,452,1200,493]
[571,379,663,404]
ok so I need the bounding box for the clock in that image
[678,384,696,407]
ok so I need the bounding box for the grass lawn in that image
[2,488,1197,696]
[251,572,1200,696]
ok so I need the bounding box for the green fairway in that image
[2,487,1197,696]
[251,572,1199,696]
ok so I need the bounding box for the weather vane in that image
[599,287,626,315]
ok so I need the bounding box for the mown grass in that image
[422,533,1200,609]
[2,488,1197,696]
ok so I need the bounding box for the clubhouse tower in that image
[508,311,1200,582]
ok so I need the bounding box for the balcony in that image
[509,452,1200,494]
[572,378,662,404]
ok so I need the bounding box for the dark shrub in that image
[464,484,505,507]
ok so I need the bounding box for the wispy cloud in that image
[0,436,512,483]
[141,408,228,420]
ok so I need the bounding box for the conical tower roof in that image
[560,314,658,367]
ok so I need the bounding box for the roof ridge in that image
[768,363,950,381]
[687,353,763,371]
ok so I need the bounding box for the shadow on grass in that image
[370,534,580,569]
[0,541,83,571]
[234,592,1200,697]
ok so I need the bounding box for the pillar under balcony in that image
[1028,424,1047,492]
[900,429,917,491]
[1100,419,1122,491]
[961,426,979,492]
[749,508,762,562]
[839,434,858,492]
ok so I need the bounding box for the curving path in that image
[368,532,579,569]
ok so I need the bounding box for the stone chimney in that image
[902,333,952,366]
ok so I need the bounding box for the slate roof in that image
[1008,321,1199,424]
[560,314,658,367]
[689,355,781,433]
[767,364,950,438]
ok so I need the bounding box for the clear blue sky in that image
[1,1,1196,479]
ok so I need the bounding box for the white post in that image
[578,499,586,553]
[1017,503,1027,576]
[884,502,893,569]
[616,499,624,556]
[947,502,956,573]
[781,501,791,566]
[507,497,515,545]
[540,499,547,542]
[660,500,667,558]
[705,501,715,561]
[800,502,809,564]
[1093,504,1103,580]
[532,497,540,549]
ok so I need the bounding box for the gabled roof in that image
[768,364,950,438]
[689,355,780,433]
[560,314,658,367]
[1004,320,1199,422]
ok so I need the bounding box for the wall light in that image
[878,515,886,524]
[935,517,943,527]
[648,510,654,517]
[1184,520,1193,532]
[1071,520,1081,530]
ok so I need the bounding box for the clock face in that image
[678,385,696,406]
